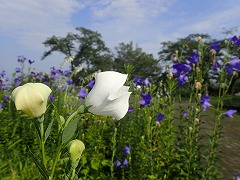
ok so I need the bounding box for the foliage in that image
[42,27,113,84]
[1,34,240,180]
[113,41,161,81]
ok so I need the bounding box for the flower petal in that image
[85,71,128,108]
[88,91,131,120]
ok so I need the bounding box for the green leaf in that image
[62,117,80,144]
[44,117,55,142]
[101,159,111,167]
[28,147,49,180]
[91,159,100,170]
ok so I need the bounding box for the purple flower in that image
[236,173,240,180]
[210,41,221,52]
[30,71,36,76]
[229,36,240,45]
[212,60,221,71]
[122,146,131,155]
[156,113,164,123]
[139,92,152,106]
[50,71,57,79]
[4,94,9,101]
[201,93,211,112]
[17,55,26,63]
[177,74,188,86]
[183,110,188,117]
[49,94,55,101]
[87,80,95,89]
[66,79,72,86]
[28,59,35,64]
[78,87,88,99]
[121,158,129,168]
[189,52,199,64]
[0,70,6,77]
[172,63,191,76]
[224,109,237,118]
[142,77,150,86]
[57,69,63,75]
[0,103,3,109]
[64,70,71,77]
[128,106,133,112]
[134,76,142,86]
[15,67,21,73]
[114,157,121,169]
[225,58,240,75]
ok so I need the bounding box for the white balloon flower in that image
[85,71,131,120]
[11,83,52,118]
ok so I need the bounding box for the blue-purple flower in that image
[4,94,9,102]
[189,52,199,64]
[121,158,129,168]
[114,157,121,169]
[87,80,95,89]
[212,60,221,71]
[210,41,221,52]
[200,93,211,112]
[28,59,35,64]
[224,109,237,118]
[15,67,21,73]
[49,94,55,101]
[183,110,188,117]
[225,58,240,75]
[139,92,152,106]
[78,87,88,99]
[128,106,133,113]
[236,173,240,180]
[122,146,131,155]
[229,36,240,45]
[17,55,26,63]
[156,113,164,123]
[142,77,150,86]
[0,103,3,109]
[134,76,142,86]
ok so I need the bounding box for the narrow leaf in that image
[28,147,49,180]
[44,117,55,142]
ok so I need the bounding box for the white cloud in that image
[0,0,82,49]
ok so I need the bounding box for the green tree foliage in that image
[113,41,161,81]
[42,27,113,84]
[158,33,214,63]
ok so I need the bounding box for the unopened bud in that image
[68,139,85,168]
[195,118,200,123]
[198,36,202,42]
[195,82,202,89]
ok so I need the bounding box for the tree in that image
[42,27,113,84]
[158,33,214,63]
[113,41,161,81]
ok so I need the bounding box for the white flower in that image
[11,83,52,118]
[85,71,131,120]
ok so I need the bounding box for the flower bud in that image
[197,36,202,42]
[68,140,85,165]
[195,82,202,89]
[11,83,52,118]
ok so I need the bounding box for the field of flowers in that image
[0,36,240,180]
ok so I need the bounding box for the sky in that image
[0,0,239,78]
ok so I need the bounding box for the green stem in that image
[49,145,62,180]
[64,105,85,129]
[70,168,76,180]
[111,128,117,179]
[40,122,47,168]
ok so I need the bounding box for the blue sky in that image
[0,0,239,78]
